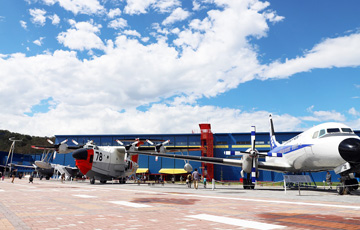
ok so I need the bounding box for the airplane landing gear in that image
[90,178,95,184]
[337,178,359,195]
[243,174,255,190]
[100,180,107,184]
[119,177,126,184]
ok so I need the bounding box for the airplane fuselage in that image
[73,145,138,182]
[266,122,360,172]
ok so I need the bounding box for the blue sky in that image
[1,0,360,136]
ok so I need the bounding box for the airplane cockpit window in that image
[327,128,340,133]
[319,129,326,137]
[341,128,353,133]
[312,131,319,139]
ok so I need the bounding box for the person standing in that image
[192,169,200,189]
[29,174,34,183]
[326,171,332,189]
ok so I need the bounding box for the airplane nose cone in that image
[338,138,360,163]
[72,148,88,160]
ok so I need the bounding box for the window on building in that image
[216,141,227,145]
[236,141,250,145]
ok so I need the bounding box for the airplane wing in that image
[0,163,35,169]
[129,150,243,167]
[137,146,204,152]
[31,145,80,150]
[129,150,293,172]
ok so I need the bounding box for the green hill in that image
[0,130,54,154]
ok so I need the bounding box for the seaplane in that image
[128,115,360,195]
[34,139,201,184]
[31,139,81,180]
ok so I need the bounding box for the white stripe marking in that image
[187,214,285,229]
[188,214,285,230]
[71,185,360,210]
[73,195,96,198]
[108,201,152,208]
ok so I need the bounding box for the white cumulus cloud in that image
[57,20,105,51]
[162,7,191,25]
[261,33,360,79]
[29,8,47,26]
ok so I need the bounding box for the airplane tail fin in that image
[269,114,280,150]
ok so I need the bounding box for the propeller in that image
[146,139,170,161]
[116,139,140,162]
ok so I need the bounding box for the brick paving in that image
[0,178,360,229]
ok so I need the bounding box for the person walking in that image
[192,169,200,189]
[187,174,192,188]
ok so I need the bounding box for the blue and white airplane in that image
[130,115,360,195]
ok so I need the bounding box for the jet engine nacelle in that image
[184,163,193,172]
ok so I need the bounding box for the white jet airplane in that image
[129,115,360,195]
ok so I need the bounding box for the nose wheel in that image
[243,174,255,190]
[90,178,95,184]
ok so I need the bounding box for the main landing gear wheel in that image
[336,183,345,195]
[346,179,359,191]
[90,178,95,184]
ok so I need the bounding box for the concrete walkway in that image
[1,178,360,229]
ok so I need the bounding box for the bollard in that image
[212,178,215,190]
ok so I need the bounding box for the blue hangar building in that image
[52,124,360,183]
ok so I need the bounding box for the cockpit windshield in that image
[327,128,340,133]
[341,128,353,133]
[313,127,354,138]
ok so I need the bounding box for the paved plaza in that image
[1,178,360,229]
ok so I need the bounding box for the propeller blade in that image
[251,156,257,183]
[61,139,68,144]
[146,139,154,146]
[124,152,128,162]
[116,140,124,145]
[163,140,170,145]
[53,151,57,159]
[155,156,158,161]
[251,126,256,153]
[47,139,54,145]
[72,139,79,146]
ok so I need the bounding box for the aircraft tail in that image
[269,114,280,150]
